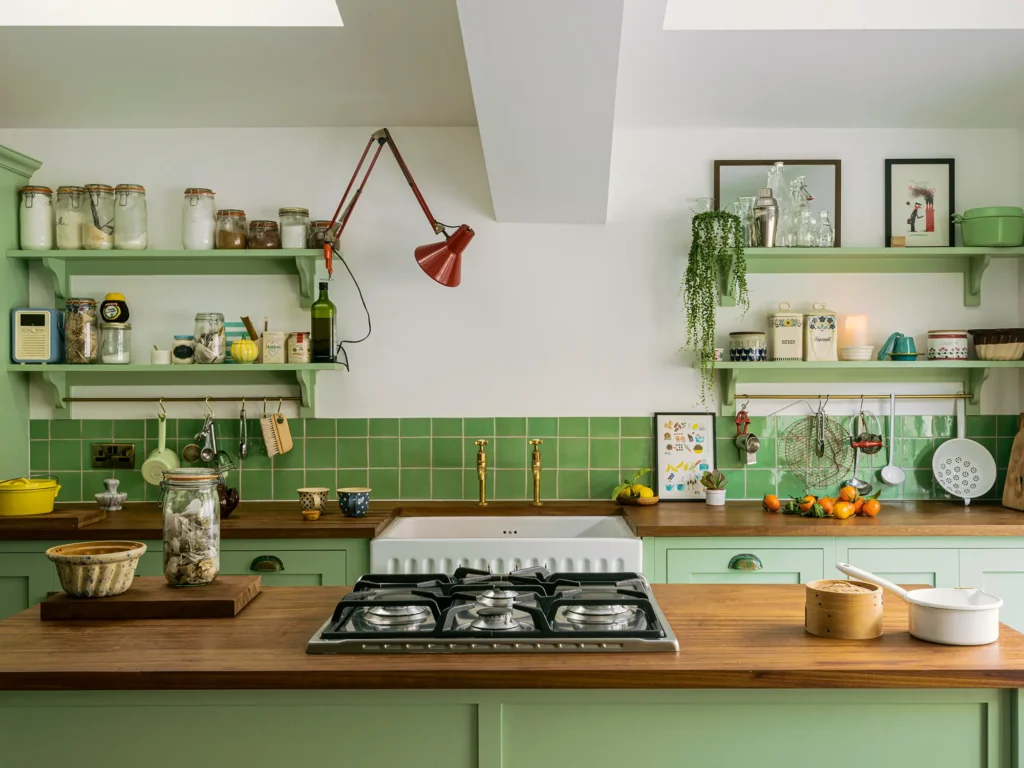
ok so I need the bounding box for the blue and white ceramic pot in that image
[728,332,767,362]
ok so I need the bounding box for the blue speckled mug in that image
[337,487,371,518]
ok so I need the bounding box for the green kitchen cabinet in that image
[835,544,960,588]
[220,539,368,586]
[649,538,834,584]
[0,553,54,621]
[959,549,1024,632]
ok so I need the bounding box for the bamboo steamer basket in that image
[805,579,883,639]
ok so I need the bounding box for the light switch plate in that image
[91,443,136,470]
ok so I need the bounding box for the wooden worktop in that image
[2,584,1023,690]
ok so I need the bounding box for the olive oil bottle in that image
[310,281,336,362]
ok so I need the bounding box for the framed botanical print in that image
[654,412,716,501]
[885,158,955,247]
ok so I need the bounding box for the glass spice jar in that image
[82,184,115,250]
[248,219,280,249]
[215,209,247,249]
[161,468,221,587]
[307,219,334,249]
[19,186,54,250]
[193,312,226,364]
[114,184,148,250]
[279,207,310,248]
[100,322,131,364]
[55,186,84,250]
[64,298,99,364]
[182,188,216,250]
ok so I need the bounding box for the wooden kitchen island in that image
[1,584,1022,767]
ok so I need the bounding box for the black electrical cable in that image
[332,248,371,371]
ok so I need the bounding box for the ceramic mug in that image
[877,332,920,361]
[337,487,371,518]
[218,484,239,518]
[297,487,326,520]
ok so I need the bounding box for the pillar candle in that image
[843,315,868,347]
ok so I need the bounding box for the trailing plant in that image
[699,469,728,490]
[682,210,749,404]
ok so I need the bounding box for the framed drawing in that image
[654,412,716,501]
[885,158,955,247]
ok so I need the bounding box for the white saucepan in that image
[837,563,1003,646]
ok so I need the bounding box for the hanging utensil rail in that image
[62,396,302,403]
[735,393,972,401]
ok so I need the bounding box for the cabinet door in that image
[665,548,824,584]
[0,553,54,620]
[220,550,348,586]
[839,548,959,588]
[959,549,1024,632]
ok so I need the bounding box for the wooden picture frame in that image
[884,158,955,247]
[654,412,716,501]
[713,159,842,246]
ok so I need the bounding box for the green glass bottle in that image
[310,281,337,363]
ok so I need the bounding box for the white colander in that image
[932,397,996,505]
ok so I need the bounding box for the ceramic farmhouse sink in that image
[370,515,642,574]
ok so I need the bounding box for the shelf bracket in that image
[40,257,69,303]
[39,371,70,418]
[295,369,316,418]
[964,254,990,308]
[295,255,318,309]
[965,368,989,415]
[716,366,738,415]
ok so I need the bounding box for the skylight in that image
[0,0,342,27]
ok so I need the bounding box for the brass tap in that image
[475,439,489,506]
[529,439,544,506]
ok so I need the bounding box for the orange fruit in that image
[762,494,781,513]
[798,495,817,513]
[832,501,856,519]
[838,486,858,502]
[853,496,865,515]
[817,497,835,515]
[862,498,881,517]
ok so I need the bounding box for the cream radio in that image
[11,308,61,363]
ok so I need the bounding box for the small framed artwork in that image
[885,158,955,247]
[654,412,716,501]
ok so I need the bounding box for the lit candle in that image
[843,315,868,348]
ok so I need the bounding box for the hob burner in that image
[564,603,636,624]
[470,606,520,631]
[364,604,431,626]
[476,588,519,607]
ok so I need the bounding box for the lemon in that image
[631,484,654,498]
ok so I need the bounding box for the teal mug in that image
[337,487,371,518]
[878,332,921,361]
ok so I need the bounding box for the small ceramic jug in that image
[878,332,920,361]
[94,478,127,512]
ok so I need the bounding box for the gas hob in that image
[306,566,678,654]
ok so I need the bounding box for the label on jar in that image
[287,332,311,363]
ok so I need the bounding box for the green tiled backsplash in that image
[27,415,1018,504]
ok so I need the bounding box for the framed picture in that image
[885,158,955,247]
[654,412,716,501]
[713,159,842,245]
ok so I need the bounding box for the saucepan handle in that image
[836,562,909,600]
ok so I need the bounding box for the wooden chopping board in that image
[40,576,261,620]
[0,507,105,529]
[1002,414,1024,511]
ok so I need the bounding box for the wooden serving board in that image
[0,508,105,529]
[40,576,262,620]
[1003,415,1024,511]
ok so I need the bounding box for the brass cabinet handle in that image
[250,555,285,572]
[728,553,763,571]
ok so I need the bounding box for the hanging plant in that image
[682,210,749,404]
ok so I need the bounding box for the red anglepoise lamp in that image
[324,128,474,287]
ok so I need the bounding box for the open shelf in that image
[722,247,1024,307]
[706,360,1024,415]
[6,363,346,417]
[7,249,324,308]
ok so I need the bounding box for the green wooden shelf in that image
[722,247,1024,307]
[706,360,1024,415]
[6,249,325,308]
[5,363,346,418]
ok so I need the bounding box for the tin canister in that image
[767,301,803,361]
[287,332,311,363]
[803,303,838,362]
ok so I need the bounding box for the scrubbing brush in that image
[260,410,293,457]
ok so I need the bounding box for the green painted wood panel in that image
[665,547,825,584]
[0,553,52,620]
[960,549,1024,632]
[220,549,347,586]
[836,546,960,587]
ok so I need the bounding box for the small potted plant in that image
[700,469,728,506]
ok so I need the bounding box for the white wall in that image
[1,126,1018,421]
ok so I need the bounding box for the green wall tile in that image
[496,417,526,436]
[464,469,493,502]
[305,469,336,491]
[974,437,997,462]
[400,468,431,499]
[901,438,934,469]
[463,438,493,468]
[177,419,205,441]
[589,417,619,438]
[718,469,745,498]
[495,438,527,468]
[432,418,462,437]
[746,469,777,498]
[527,417,558,438]
[589,439,619,469]
[305,419,335,438]
[715,439,743,469]
[49,440,81,471]
[558,469,589,499]
[870,470,902,500]
[620,438,651,468]
[337,438,368,469]
[997,415,1019,437]
[273,469,305,500]
[112,469,145,503]
[495,469,527,500]
[432,438,462,469]
[402,437,431,467]
[82,420,113,440]
[715,416,736,438]
[753,437,777,467]
[242,470,272,500]
[534,438,556,469]
[748,416,775,437]
[369,438,399,467]
[369,418,399,437]
[621,416,652,437]
[305,438,336,469]
[777,470,806,499]
[274,439,305,470]
[338,469,368,489]
[50,421,81,439]
[589,470,619,499]
[370,468,399,499]
[29,420,48,439]
[464,418,494,438]
[81,470,108,498]
[400,418,431,437]
[58,472,82,502]
[286,419,304,438]
[432,469,463,500]
[998,437,1015,468]
[216,418,240,440]
[931,415,954,439]
[966,415,997,438]
[241,441,271,470]
[558,438,588,469]
[540,468,557,500]
[904,469,935,500]
[559,417,588,437]
[29,441,47,472]
[338,418,369,437]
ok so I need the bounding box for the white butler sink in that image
[370,516,641,574]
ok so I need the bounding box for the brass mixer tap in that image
[475,439,489,506]
[529,439,544,506]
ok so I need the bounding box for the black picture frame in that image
[884,158,955,247]
[653,412,717,502]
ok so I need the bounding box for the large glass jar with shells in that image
[161,468,221,586]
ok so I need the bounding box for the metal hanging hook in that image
[277,397,284,413]
[205,397,215,418]
[159,398,167,417]
[263,397,268,418]
[741,395,750,412]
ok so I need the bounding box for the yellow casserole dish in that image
[0,476,61,516]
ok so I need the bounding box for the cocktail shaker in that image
[753,188,779,247]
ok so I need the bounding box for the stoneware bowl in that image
[337,487,371,518]
[45,540,147,598]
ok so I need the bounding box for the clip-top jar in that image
[19,186,54,250]
[182,188,216,250]
[161,468,221,586]
[55,186,84,250]
[279,207,310,248]
[82,184,115,250]
[64,298,98,364]
[114,184,147,250]
[215,209,247,249]
[248,220,280,249]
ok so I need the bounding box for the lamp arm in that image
[376,129,446,236]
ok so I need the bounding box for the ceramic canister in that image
[728,332,767,362]
[803,303,838,362]
[927,329,969,361]
[767,301,804,361]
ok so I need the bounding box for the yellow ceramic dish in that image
[0,477,61,516]
[230,336,258,363]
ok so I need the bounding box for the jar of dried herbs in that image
[64,298,98,364]
[215,209,247,249]
[308,219,334,249]
[248,219,280,249]
[161,468,220,586]
[193,312,226,364]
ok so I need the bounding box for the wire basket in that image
[781,415,854,491]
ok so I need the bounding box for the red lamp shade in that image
[414,224,474,287]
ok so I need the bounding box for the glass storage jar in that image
[307,219,333,249]
[82,184,115,250]
[182,188,216,250]
[161,468,221,587]
[172,335,195,365]
[19,186,54,250]
[248,219,280,249]
[64,298,99,364]
[193,312,226,364]
[279,207,310,248]
[215,209,246,249]
[100,322,131,364]
[114,184,148,249]
[55,186,84,250]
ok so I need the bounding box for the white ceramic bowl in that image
[45,541,147,598]
[841,345,875,361]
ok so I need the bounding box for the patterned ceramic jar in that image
[728,332,767,362]
[768,301,804,361]
[927,330,968,360]
[803,303,838,362]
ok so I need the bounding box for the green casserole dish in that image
[953,206,1024,247]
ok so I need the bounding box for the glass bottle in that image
[818,211,835,247]
[82,184,115,250]
[182,188,216,250]
[100,322,131,364]
[193,312,226,364]
[161,468,221,587]
[797,209,818,248]
[64,298,98,364]
[215,209,247,249]
[55,186,84,250]
[311,281,336,363]
[114,184,148,249]
[19,186,54,250]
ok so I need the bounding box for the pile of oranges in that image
[762,486,881,520]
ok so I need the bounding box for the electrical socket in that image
[91,443,136,470]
